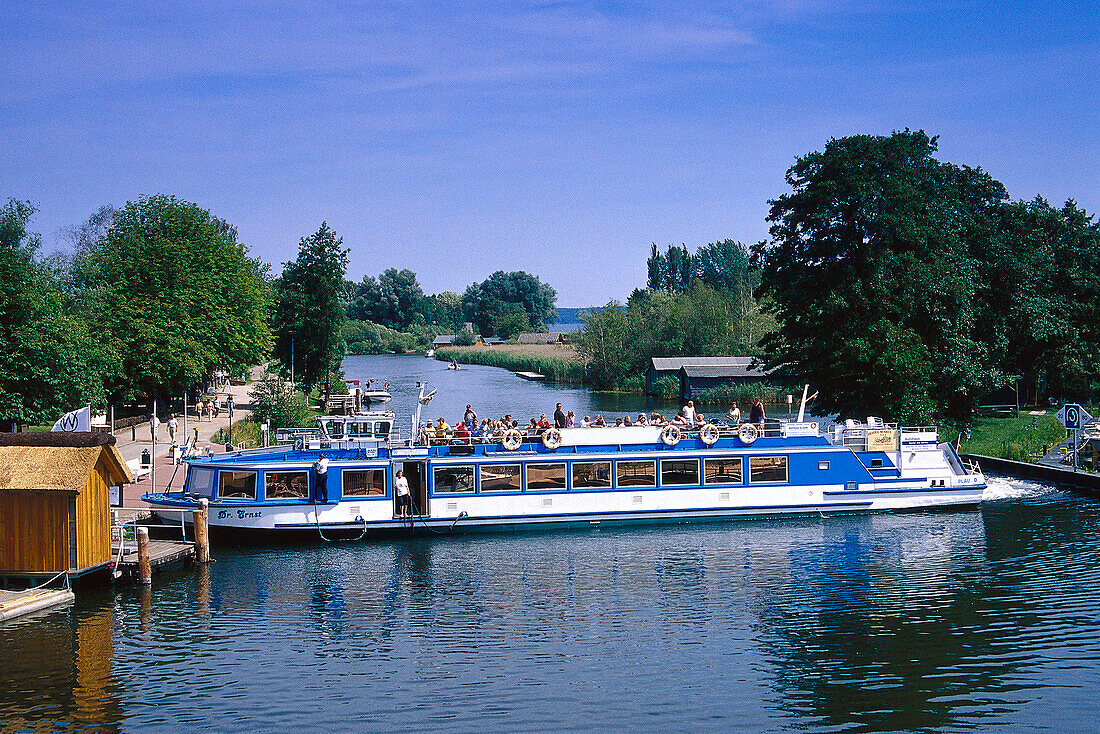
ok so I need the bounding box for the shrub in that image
[651,375,679,397]
[248,371,314,430]
[453,330,477,346]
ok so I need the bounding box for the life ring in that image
[660,425,682,446]
[502,428,523,451]
[700,423,720,446]
[738,423,759,445]
[542,428,562,450]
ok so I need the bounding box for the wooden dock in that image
[0,587,75,622]
[113,539,195,581]
[515,371,546,381]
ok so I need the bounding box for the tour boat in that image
[143,385,987,537]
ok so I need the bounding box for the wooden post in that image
[137,527,152,585]
[194,498,211,563]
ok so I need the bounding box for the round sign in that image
[1067,405,1080,427]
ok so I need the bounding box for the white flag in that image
[52,406,91,432]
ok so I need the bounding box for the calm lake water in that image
[2,356,1099,733]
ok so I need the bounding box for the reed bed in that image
[434,344,586,383]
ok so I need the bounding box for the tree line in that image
[580,129,1100,423]
[0,194,560,425]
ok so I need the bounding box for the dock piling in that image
[194,498,211,564]
[137,527,152,585]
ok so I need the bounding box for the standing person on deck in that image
[554,403,567,429]
[748,397,766,427]
[313,454,330,503]
[394,469,411,517]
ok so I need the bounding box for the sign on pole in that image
[1056,403,1093,429]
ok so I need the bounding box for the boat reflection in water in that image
[4,481,1097,731]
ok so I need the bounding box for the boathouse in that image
[0,432,131,581]
[644,357,769,396]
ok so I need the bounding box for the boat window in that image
[218,471,257,499]
[526,463,566,490]
[185,465,216,497]
[343,469,385,496]
[617,460,656,487]
[374,421,391,438]
[704,458,743,485]
[749,456,788,483]
[328,421,344,439]
[266,470,309,499]
[480,464,521,492]
[434,465,475,494]
[661,459,700,486]
[572,462,611,489]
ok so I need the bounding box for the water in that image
[3,357,1100,733]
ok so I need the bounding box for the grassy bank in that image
[955,412,1066,462]
[435,344,586,383]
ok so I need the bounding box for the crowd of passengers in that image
[419,397,769,445]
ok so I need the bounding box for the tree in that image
[0,200,108,425]
[462,270,557,335]
[756,130,1008,422]
[73,195,271,404]
[576,302,631,390]
[247,369,312,430]
[273,222,349,389]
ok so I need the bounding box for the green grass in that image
[955,412,1066,462]
[435,345,586,383]
[212,419,264,449]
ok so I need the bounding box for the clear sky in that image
[3,1,1097,306]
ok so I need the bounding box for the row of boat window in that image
[206,456,789,500]
[434,456,788,494]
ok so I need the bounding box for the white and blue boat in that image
[143,385,987,537]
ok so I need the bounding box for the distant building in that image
[483,337,505,345]
[433,335,455,346]
[645,357,775,397]
[517,332,568,344]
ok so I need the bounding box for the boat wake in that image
[982,477,1051,501]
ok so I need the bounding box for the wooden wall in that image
[75,457,112,570]
[0,491,69,574]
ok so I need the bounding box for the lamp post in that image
[289,329,297,389]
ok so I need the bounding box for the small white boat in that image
[361,390,392,404]
[425,349,435,358]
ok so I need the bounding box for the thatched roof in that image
[0,431,116,447]
[0,442,132,492]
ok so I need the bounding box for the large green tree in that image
[462,270,557,336]
[347,268,424,330]
[274,222,349,389]
[0,200,108,425]
[73,195,271,403]
[756,130,1008,422]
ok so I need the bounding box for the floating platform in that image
[112,539,195,581]
[0,587,75,623]
[515,371,546,381]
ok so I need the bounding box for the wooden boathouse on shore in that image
[0,432,131,585]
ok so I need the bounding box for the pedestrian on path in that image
[167,414,178,444]
[149,413,160,442]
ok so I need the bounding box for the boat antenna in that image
[797,384,810,423]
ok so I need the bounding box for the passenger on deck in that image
[682,400,698,425]
[623,416,632,426]
[748,397,766,427]
[636,413,648,426]
[436,418,449,440]
[453,420,470,443]
[566,410,575,428]
[651,412,665,426]
[727,402,741,424]
[554,403,567,428]
[581,415,593,427]
[464,404,477,424]
[528,418,540,434]
[593,415,606,427]
[538,414,552,429]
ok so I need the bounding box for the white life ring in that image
[738,423,759,445]
[660,424,682,446]
[502,428,523,451]
[542,428,562,450]
[700,423,720,446]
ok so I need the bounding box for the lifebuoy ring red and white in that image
[502,428,523,451]
[660,425,682,446]
[700,423,720,446]
[738,423,759,445]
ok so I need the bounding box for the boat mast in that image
[796,384,810,422]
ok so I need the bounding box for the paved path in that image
[113,367,265,515]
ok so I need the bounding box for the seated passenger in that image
[566,410,575,428]
[581,415,593,427]
[637,413,648,426]
[436,418,449,439]
[651,412,665,426]
[593,415,606,427]
[453,420,470,444]
[623,416,633,426]
[528,418,540,434]
[538,413,552,429]
[674,409,690,426]
[614,417,624,427]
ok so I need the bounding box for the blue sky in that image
[2,1,1097,305]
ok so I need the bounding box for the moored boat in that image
[143,386,986,538]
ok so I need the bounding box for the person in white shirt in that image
[313,454,330,502]
[726,402,741,424]
[394,469,411,517]
[682,400,697,425]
